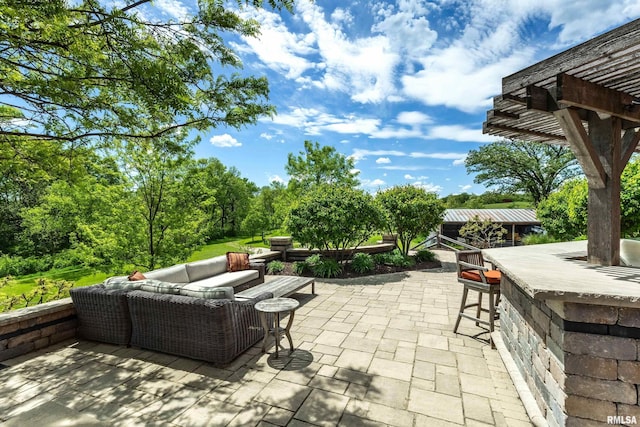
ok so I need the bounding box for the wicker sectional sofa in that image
[70,254,271,366]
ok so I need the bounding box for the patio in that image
[0,250,531,426]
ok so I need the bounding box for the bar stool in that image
[453,250,501,348]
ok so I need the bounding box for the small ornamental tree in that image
[459,216,507,249]
[376,185,445,256]
[287,186,383,261]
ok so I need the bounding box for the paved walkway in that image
[0,250,531,426]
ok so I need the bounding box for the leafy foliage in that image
[459,215,507,249]
[267,260,285,274]
[310,257,342,278]
[465,141,580,204]
[292,261,308,275]
[287,186,383,261]
[0,276,73,312]
[286,141,359,193]
[536,179,588,240]
[376,185,445,255]
[1,0,293,145]
[414,249,436,263]
[372,249,414,267]
[350,253,374,273]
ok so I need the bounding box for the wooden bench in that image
[235,276,315,300]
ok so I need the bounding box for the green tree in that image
[287,186,383,261]
[242,198,271,242]
[538,156,640,240]
[536,179,588,240]
[621,157,640,237]
[465,141,580,205]
[286,141,359,193]
[376,185,445,256]
[1,0,292,145]
[116,135,206,270]
[182,159,257,239]
[458,216,507,249]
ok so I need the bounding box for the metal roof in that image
[483,18,640,149]
[443,209,540,225]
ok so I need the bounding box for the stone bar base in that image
[0,298,76,362]
[501,275,640,427]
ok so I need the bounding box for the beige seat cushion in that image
[189,270,258,289]
[185,256,227,282]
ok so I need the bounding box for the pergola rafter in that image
[483,18,640,266]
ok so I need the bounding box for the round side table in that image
[255,297,300,358]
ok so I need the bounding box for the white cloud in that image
[269,107,490,143]
[269,174,286,184]
[378,165,426,171]
[210,134,241,148]
[234,8,316,79]
[404,174,415,180]
[375,157,391,164]
[426,125,495,143]
[260,132,274,140]
[459,184,473,192]
[453,156,467,166]
[154,0,189,20]
[350,149,406,162]
[397,111,432,126]
[361,178,386,188]
[413,182,443,193]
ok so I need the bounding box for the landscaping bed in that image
[268,256,442,279]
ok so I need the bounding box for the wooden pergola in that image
[483,18,640,266]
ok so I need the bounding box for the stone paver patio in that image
[0,250,532,426]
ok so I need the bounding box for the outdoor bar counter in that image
[483,241,640,427]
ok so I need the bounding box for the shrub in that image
[311,257,342,278]
[388,249,414,268]
[292,261,307,275]
[372,252,391,265]
[376,185,445,255]
[267,260,285,274]
[522,234,560,245]
[414,249,436,263]
[372,249,414,267]
[305,254,322,267]
[287,185,384,261]
[351,253,374,273]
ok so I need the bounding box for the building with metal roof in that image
[440,208,541,246]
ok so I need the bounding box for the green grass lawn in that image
[2,232,421,305]
[3,233,280,299]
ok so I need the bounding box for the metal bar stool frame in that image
[453,250,501,348]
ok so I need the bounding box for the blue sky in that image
[150,0,640,195]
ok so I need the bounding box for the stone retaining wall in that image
[501,275,640,426]
[0,298,76,362]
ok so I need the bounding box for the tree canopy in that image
[376,185,445,256]
[0,0,292,145]
[465,141,580,204]
[537,156,640,240]
[285,141,359,192]
[287,185,382,261]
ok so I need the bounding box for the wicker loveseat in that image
[70,254,270,365]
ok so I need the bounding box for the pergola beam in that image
[557,74,640,122]
[502,19,640,94]
[552,108,606,188]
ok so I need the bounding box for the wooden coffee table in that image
[236,276,315,300]
[255,297,300,358]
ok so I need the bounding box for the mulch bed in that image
[269,260,442,279]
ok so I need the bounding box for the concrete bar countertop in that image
[483,241,640,307]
